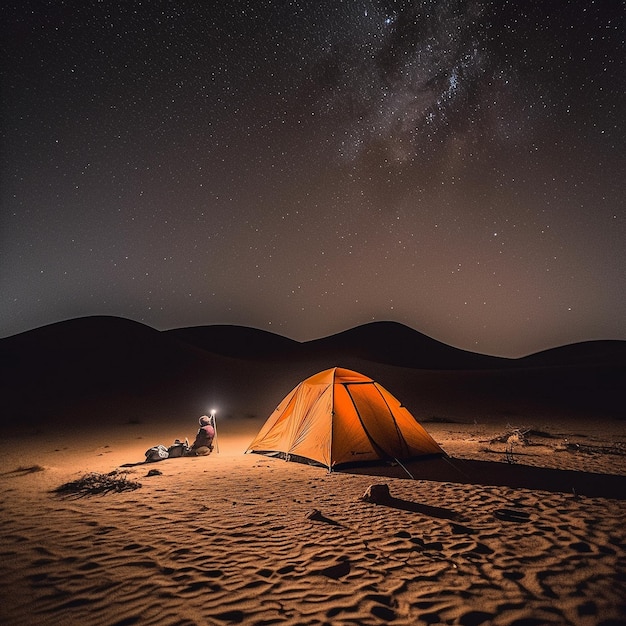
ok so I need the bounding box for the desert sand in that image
[1,318,625,624]
[1,414,625,626]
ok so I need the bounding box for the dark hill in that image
[168,320,626,372]
[0,316,280,427]
[0,316,205,384]
[517,340,626,368]
[165,321,512,369]
[1,316,624,427]
[300,321,511,370]
[166,325,299,359]
[0,317,210,422]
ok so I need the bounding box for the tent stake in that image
[394,457,415,480]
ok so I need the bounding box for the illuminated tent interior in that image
[246,367,444,470]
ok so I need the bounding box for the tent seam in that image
[328,367,336,471]
[343,383,389,459]
[373,383,410,457]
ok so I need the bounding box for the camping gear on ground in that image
[167,439,189,458]
[245,367,444,470]
[145,438,191,462]
[145,444,169,462]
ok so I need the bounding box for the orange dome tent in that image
[245,367,444,470]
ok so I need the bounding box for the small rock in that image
[307,509,324,521]
[361,484,391,503]
[306,509,340,525]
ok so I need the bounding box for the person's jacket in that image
[192,424,215,449]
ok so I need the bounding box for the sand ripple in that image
[1,447,625,625]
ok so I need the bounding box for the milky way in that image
[1,1,624,356]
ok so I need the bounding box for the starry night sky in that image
[1,1,624,357]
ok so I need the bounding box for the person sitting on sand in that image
[188,415,215,456]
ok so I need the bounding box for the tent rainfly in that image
[245,367,444,470]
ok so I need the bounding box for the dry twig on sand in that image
[489,426,532,445]
[562,441,626,456]
[53,470,141,497]
[5,465,46,475]
[489,425,558,446]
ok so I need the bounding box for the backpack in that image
[167,440,188,458]
[145,444,169,462]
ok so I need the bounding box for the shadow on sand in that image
[361,484,462,520]
[338,456,626,500]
